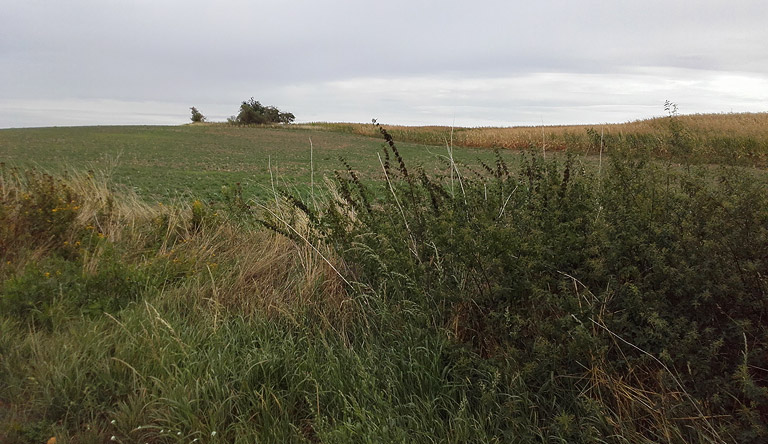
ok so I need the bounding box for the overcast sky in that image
[2,0,767,128]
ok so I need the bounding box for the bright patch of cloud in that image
[2,68,766,129]
[280,68,768,127]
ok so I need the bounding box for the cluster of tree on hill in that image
[189,98,295,125]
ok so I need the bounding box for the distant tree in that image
[233,98,295,125]
[278,111,295,124]
[190,106,206,123]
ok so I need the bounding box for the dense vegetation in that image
[1,121,767,443]
[231,98,295,125]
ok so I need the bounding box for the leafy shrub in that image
[0,167,84,264]
[1,252,146,329]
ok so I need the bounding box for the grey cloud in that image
[1,0,767,128]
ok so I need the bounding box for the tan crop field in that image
[307,112,768,166]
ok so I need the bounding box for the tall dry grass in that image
[0,164,351,326]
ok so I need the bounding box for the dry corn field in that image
[307,112,768,166]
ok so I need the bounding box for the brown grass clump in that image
[584,361,727,443]
[176,219,353,329]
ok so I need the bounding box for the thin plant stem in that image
[377,153,419,261]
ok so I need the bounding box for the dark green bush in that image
[231,98,295,125]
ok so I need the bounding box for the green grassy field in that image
[1,124,532,202]
[2,122,768,443]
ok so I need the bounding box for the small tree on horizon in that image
[190,107,206,123]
